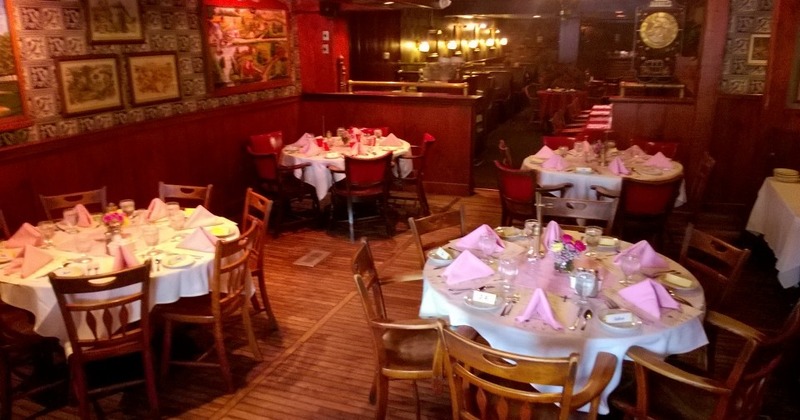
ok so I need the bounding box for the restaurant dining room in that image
[2,0,800,419]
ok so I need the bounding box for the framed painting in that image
[202,0,292,96]
[55,55,123,117]
[747,34,770,66]
[126,52,180,106]
[85,0,144,44]
[0,0,32,131]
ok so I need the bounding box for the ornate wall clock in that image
[634,7,685,82]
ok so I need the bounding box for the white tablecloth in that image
[522,152,686,205]
[419,237,707,414]
[282,139,412,201]
[746,178,800,288]
[0,211,240,354]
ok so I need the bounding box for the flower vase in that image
[106,222,123,243]
[554,258,574,273]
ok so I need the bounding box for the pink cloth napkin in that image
[543,220,564,249]
[533,145,555,159]
[614,240,669,269]
[593,105,612,110]
[515,288,563,330]
[3,245,54,278]
[146,198,168,222]
[74,204,93,227]
[184,205,217,229]
[442,250,495,285]
[379,133,403,147]
[176,228,219,253]
[5,223,43,248]
[618,278,679,319]
[290,132,315,148]
[589,110,611,116]
[644,152,674,170]
[542,154,568,171]
[350,141,365,156]
[349,127,363,137]
[608,156,630,175]
[109,241,141,271]
[456,224,505,254]
[301,139,321,156]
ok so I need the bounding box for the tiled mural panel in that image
[3,0,297,146]
[720,0,773,95]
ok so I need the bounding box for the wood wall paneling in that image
[347,12,401,81]
[296,9,349,93]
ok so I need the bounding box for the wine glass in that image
[120,199,135,217]
[498,257,519,297]
[142,225,161,256]
[37,221,56,248]
[62,208,78,233]
[73,232,93,263]
[573,269,598,305]
[523,219,541,262]
[583,226,603,258]
[478,234,496,263]
[620,254,641,285]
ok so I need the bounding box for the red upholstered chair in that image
[494,161,572,226]
[246,134,320,237]
[543,136,576,150]
[550,109,585,136]
[629,138,680,159]
[498,139,514,167]
[391,133,434,216]
[249,131,283,153]
[0,209,8,239]
[330,153,395,242]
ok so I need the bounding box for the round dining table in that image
[281,139,412,201]
[419,234,707,414]
[0,210,240,355]
[522,149,686,204]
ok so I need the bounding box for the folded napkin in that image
[442,250,495,285]
[423,133,436,143]
[543,220,564,249]
[146,198,169,222]
[184,205,217,229]
[349,127,363,137]
[379,133,403,147]
[576,140,592,153]
[593,105,613,110]
[614,240,668,269]
[608,156,630,175]
[109,241,140,271]
[624,145,645,158]
[5,223,43,248]
[289,132,315,148]
[644,152,674,170]
[350,141,365,155]
[75,204,93,228]
[533,145,555,159]
[301,139,322,156]
[456,224,505,254]
[3,245,54,278]
[618,278,679,319]
[515,288,563,330]
[176,228,219,253]
[542,154,568,171]
[589,110,611,116]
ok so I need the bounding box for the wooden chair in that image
[241,188,278,330]
[543,135,576,151]
[158,182,213,209]
[391,134,435,217]
[537,191,619,232]
[0,210,8,239]
[494,161,573,226]
[329,153,395,242]
[159,224,262,392]
[439,324,617,420]
[48,262,158,419]
[676,152,716,222]
[610,302,800,420]
[629,139,680,159]
[498,139,514,168]
[522,82,541,124]
[678,224,750,312]
[352,238,439,419]
[39,187,108,220]
[408,206,467,268]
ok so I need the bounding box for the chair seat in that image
[332,181,385,198]
[259,175,316,198]
[157,294,227,322]
[382,328,439,372]
[0,303,40,341]
[611,370,715,420]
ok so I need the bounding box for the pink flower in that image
[574,241,587,252]
[561,234,574,243]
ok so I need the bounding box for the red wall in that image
[295,2,350,93]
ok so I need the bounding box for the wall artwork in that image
[126,52,180,106]
[202,0,292,96]
[56,55,123,117]
[747,34,770,65]
[0,0,31,131]
[86,0,145,44]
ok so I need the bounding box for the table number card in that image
[472,290,497,305]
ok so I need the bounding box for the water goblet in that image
[36,221,56,248]
[142,225,161,256]
[573,269,598,305]
[73,232,93,263]
[498,257,519,299]
[169,212,186,231]
[120,199,135,217]
[523,219,542,262]
[620,254,641,285]
[62,208,78,233]
[478,234,496,263]
[583,226,603,258]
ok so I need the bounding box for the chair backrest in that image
[246,145,281,184]
[523,82,540,101]
[498,139,514,167]
[158,182,213,209]
[48,262,152,363]
[249,131,283,154]
[495,160,537,217]
[618,175,683,217]
[566,96,584,122]
[629,139,679,159]
[242,188,272,268]
[39,187,108,220]
[0,209,9,240]
[550,109,569,132]
[408,206,467,268]
[396,134,434,180]
[678,224,750,311]
[212,223,256,318]
[343,153,393,193]
[686,152,716,216]
[439,326,616,420]
[543,136,576,150]
[537,193,619,231]
[352,238,387,324]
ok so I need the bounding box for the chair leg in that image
[368,371,379,404]
[347,198,355,242]
[71,361,91,420]
[159,320,173,383]
[375,375,389,419]
[212,319,234,393]
[1,350,12,420]
[141,348,160,419]
[416,180,430,216]
[241,300,262,361]
[254,269,279,330]
[412,380,421,420]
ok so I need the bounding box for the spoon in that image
[569,309,585,331]
[581,309,593,331]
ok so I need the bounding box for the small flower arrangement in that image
[101,211,125,226]
[549,234,586,272]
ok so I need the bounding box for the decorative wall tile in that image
[755,17,771,33]
[733,0,758,13]
[94,114,114,130]
[47,36,85,56]
[177,34,191,51]
[730,37,749,55]
[59,119,80,137]
[29,93,58,119]
[39,123,59,140]
[41,8,64,30]
[178,57,193,75]
[759,0,773,11]
[20,8,44,30]
[721,0,773,95]
[735,16,755,32]
[26,65,56,90]
[145,10,163,30]
[63,8,82,30]
[191,57,203,73]
[749,79,766,94]
[21,36,49,60]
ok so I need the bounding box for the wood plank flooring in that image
[9,190,800,419]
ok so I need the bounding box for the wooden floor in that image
[9,190,800,419]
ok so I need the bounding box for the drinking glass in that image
[62,208,78,233]
[73,232,93,263]
[557,146,568,156]
[478,234,496,263]
[142,225,161,256]
[573,270,597,305]
[574,142,584,155]
[498,257,519,299]
[620,254,641,285]
[583,226,603,257]
[523,219,541,262]
[37,221,56,248]
[169,212,186,231]
[120,199,135,217]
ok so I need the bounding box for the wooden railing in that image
[346,80,470,96]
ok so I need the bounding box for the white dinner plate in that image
[51,266,84,277]
[598,308,642,333]
[494,226,524,240]
[207,226,232,238]
[162,254,194,269]
[324,152,341,159]
[0,249,17,264]
[463,295,503,311]
[661,273,698,291]
[427,248,456,267]
[636,166,663,176]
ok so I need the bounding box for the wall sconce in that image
[447,40,457,50]
[418,41,430,53]
[468,39,479,50]
[486,38,495,47]
[500,37,508,46]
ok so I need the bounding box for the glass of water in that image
[620,254,641,285]
[583,226,603,257]
[478,234,496,263]
[498,257,519,302]
[142,225,161,256]
[573,269,598,305]
[37,221,56,248]
[523,219,542,262]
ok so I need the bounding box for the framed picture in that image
[85,0,144,44]
[202,0,292,96]
[126,52,181,106]
[0,0,32,131]
[55,55,123,117]
[747,34,770,66]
